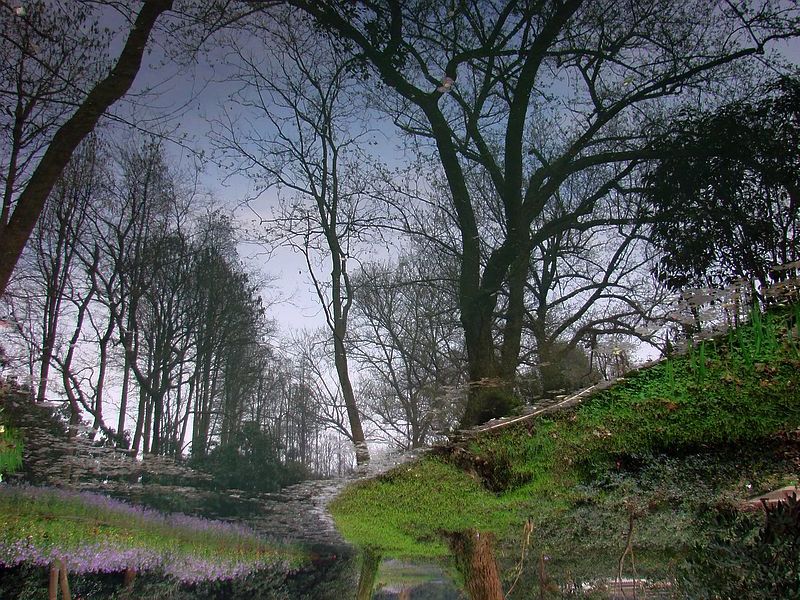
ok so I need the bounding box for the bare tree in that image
[276,0,800,426]
[520,190,664,392]
[213,10,384,463]
[290,328,363,458]
[0,0,175,296]
[87,138,188,450]
[351,253,465,448]
[19,139,100,405]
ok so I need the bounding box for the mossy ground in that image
[331,305,800,585]
[0,410,22,479]
[5,491,285,555]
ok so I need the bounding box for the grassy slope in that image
[331,305,800,574]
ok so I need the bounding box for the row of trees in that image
[1,1,800,470]
[215,2,800,453]
[2,135,360,485]
[273,0,800,429]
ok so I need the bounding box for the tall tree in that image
[351,252,465,448]
[277,0,800,426]
[0,0,174,296]
[88,139,180,447]
[521,193,662,392]
[23,139,99,405]
[214,10,380,462]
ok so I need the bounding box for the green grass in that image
[333,459,517,556]
[330,304,800,572]
[374,559,457,590]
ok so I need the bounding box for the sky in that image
[103,12,420,341]
[104,22,330,337]
[3,1,800,456]
[104,3,800,349]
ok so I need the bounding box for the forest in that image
[0,1,799,597]
[1,0,797,476]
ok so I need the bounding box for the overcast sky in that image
[101,22,336,337]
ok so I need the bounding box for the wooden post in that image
[58,558,71,600]
[538,553,548,600]
[48,561,60,600]
[47,559,71,600]
[123,566,137,587]
[355,549,381,600]
[448,530,504,600]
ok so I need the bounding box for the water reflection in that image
[370,558,465,599]
[446,530,503,600]
[349,529,675,600]
[0,529,676,599]
[357,549,381,600]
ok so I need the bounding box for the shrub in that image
[0,409,23,480]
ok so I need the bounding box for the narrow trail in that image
[238,374,636,546]
[0,382,424,549]
[235,374,634,546]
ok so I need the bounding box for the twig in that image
[616,511,637,599]
[505,518,533,598]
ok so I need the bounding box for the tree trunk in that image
[178,375,193,455]
[448,530,505,600]
[59,560,71,600]
[142,397,153,454]
[36,292,59,404]
[117,330,133,447]
[459,287,506,429]
[48,561,60,600]
[60,289,95,431]
[151,362,167,455]
[47,559,71,600]
[334,334,369,464]
[93,318,115,438]
[461,317,520,429]
[355,549,381,600]
[500,235,531,380]
[131,385,147,455]
[36,344,54,404]
[123,566,136,588]
[537,338,563,395]
[329,225,369,464]
[36,243,66,404]
[458,237,529,427]
[0,0,175,297]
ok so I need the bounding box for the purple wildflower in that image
[0,484,285,583]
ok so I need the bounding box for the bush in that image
[191,424,309,493]
[0,409,23,480]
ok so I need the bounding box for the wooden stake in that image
[123,566,137,587]
[48,561,59,600]
[58,558,71,600]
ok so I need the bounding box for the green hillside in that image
[331,304,800,593]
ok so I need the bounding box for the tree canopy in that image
[279,0,800,426]
[646,77,800,290]
[0,0,175,296]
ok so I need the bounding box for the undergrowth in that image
[0,408,22,480]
